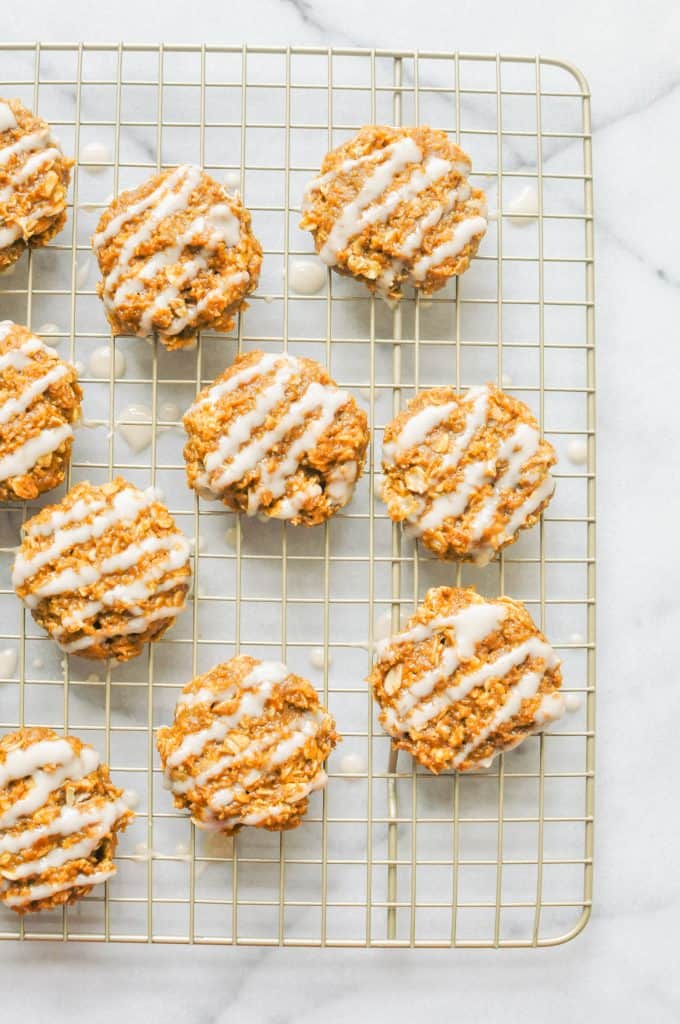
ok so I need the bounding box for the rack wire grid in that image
[0,43,595,948]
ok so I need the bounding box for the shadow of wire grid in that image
[0,44,595,948]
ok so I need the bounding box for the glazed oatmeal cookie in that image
[158,656,339,834]
[92,164,262,349]
[183,349,369,525]
[0,320,81,501]
[0,98,73,272]
[381,383,556,563]
[300,125,487,300]
[12,477,191,661]
[0,727,133,913]
[369,586,564,773]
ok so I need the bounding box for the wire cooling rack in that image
[0,44,595,948]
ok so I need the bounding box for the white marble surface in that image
[1,0,679,1020]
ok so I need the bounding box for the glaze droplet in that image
[0,647,17,677]
[123,788,140,810]
[288,259,327,295]
[501,373,513,388]
[567,440,588,465]
[76,260,91,290]
[223,171,241,191]
[37,323,59,337]
[340,752,366,776]
[80,141,111,170]
[117,404,153,453]
[565,694,582,712]
[89,344,126,379]
[309,646,331,671]
[507,186,539,226]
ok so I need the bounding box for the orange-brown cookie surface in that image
[183,349,369,525]
[368,587,564,774]
[92,164,262,349]
[158,656,339,834]
[381,384,556,563]
[300,125,487,300]
[12,477,191,661]
[0,98,73,271]
[0,727,133,913]
[0,320,81,502]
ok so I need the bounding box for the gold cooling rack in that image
[0,44,595,947]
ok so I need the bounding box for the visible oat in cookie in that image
[157,656,339,834]
[0,727,133,913]
[0,97,73,271]
[300,125,487,300]
[183,349,369,525]
[12,477,191,661]
[368,586,564,773]
[0,320,82,502]
[92,164,262,350]
[381,383,556,563]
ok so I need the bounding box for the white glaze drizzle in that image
[13,484,189,648]
[100,164,203,301]
[0,423,72,483]
[166,661,289,769]
[171,712,323,798]
[357,155,450,230]
[197,352,354,517]
[0,742,99,830]
[13,485,156,587]
[451,669,543,767]
[2,796,130,876]
[187,352,293,416]
[385,385,552,550]
[467,422,540,540]
[165,660,333,828]
[247,382,348,508]
[319,137,422,264]
[411,215,488,280]
[94,164,244,337]
[379,600,561,750]
[0,362,68,425]
[201,357,300,484]
[0,329,74,481]
[0,128,52,168]
[398,188,462,260]
[0,102,18,133]
[0,124,67,251]
[1,867,115,907]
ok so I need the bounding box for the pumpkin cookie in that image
[368,586,564,773]
[183,349,369,525]
[92,164,262,349]
[300,125,486,300]
[381,383,556,563]
[12,477,191,660]
[0,98,73,271]
[0,727,133,913]
[158,656,339,833]
[0,320,81,501]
